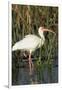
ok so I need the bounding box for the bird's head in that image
[38,26,56,35]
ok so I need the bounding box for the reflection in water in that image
[12,58,58,85]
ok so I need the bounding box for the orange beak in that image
[42,28,56,35]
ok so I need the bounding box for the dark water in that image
[12,58,58,85]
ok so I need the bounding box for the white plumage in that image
[12,34,43,53]
[12,27,45,52]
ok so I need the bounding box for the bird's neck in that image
[39,30,44,38]
[39,31,45,45]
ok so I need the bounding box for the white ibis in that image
[12,27,55,75]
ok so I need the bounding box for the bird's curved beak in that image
[43,28,56,35]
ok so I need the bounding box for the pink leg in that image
[29,53,32,75]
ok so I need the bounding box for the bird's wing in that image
[20,35,40,49]
[12,34,40,51]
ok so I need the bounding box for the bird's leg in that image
[23,52,27,57]
[29,53,32,75]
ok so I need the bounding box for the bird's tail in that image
[12,41,23,51]
[12,43,20,51]
[12,44,17,51]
